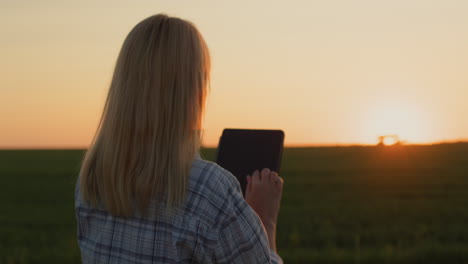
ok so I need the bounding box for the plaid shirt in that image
[75,156,283,264]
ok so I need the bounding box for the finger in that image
[270,171,279,182]
[271,172,283,186]
[261,168,271,181]
[252,170,260,184]
[276,176,284,189]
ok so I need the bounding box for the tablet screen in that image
[215,129,284,196]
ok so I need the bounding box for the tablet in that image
[215,129,285,196]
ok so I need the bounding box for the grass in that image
[1,143,468,263]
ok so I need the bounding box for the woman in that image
[76,14,284,263]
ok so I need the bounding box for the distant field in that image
[1,144,468,263]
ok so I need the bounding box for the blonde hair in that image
[79,14,210,217]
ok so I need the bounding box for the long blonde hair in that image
[79,14,210,217]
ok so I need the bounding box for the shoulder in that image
[190,158,241,194]
[185,158,244,226]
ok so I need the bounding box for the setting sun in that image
[363,99,435,145]
[383,136,399,146]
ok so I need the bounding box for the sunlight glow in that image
[364,99,433,144]
[383,136,398,146]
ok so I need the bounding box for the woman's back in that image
[75,14,283,263]
[76,157,282,263]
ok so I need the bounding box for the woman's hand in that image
[245,168,284,251]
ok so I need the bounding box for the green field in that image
[1,144,468,263]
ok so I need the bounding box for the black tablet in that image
[215,129,285,196]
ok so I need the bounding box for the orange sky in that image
[1,0,468,148]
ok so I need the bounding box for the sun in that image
[383,136,398,146]
[363,99,433,144]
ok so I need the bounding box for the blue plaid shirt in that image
[75,155,283,263]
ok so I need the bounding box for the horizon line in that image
[1,140,467,151]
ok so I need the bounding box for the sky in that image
[1,0,468,148]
